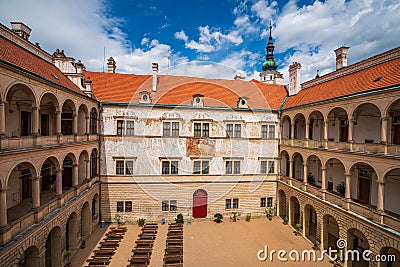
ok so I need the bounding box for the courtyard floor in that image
[71,217,332,266]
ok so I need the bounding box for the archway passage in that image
[322,215,339,251]
[304,204,317,244]
[21,246,40,267]
[45,226,62,267]
[81,202,91,239]
[290,196,300,228]
[380,247,400,267]
[347,228,370,267]
[193,189,208,218]
[66,212,78,251]
[278,190,287,219]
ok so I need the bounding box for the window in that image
[125,161,133,175]
[226,123,241,138]
[225,199,232,209]
[193,160,209,175]
[90,108,97,134]
[170,200,177,211]
[261,160,275,174]
[163,122,179,137]
[116,120,134,136]
[267,197,273,207]
[194,122,209,137]
[161,160,179,175]
[225,160,241,174]
[162,200,169,211]
[126,121,134,136]
[116,159,134,175]
[125,201,132,212]
[117,201,123,212]
[116,160,124,175]
[233,198,239,209]
[117,120,124,136]
[90,149,98,178]
[262,125,275,139]
[260,197,266,208]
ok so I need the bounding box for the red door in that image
[193,189,207,218]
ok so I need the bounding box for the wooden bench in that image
[86,258,110,265]
[163,263,183,267]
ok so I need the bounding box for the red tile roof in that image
[85,72,287,109]
[0,36,85,96]
[283,57,400,109]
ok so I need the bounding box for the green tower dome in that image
[262,60,278,72]
[261,22,278,72]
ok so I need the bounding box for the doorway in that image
[21,111,31,136]
[193,189,207,218]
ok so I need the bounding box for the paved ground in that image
[72,218,332,266]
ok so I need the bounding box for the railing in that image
[0,134,99,151]
[352,143,385,154]
[0,179,99,245]
[307,140,324,148]
[279,181,400,233]
[327,141,350,150]
[387,144,400,155]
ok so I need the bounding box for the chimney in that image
[288,62,301,96]
[10,22,31,41]
[334,46,350,70]
[234,74,245,80]
[152,62,158,92]
[84,77,93,97]
[76,60,85,74]
[107,57,116,73]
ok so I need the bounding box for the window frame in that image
[161,160,179,175]
[225,199,232,209]
[126,120,135,136]
[125,201,132,212]
[267,197,273,207]
[116,119,135,136]
[193,122,210,138]
[225,160,241,174]
[117,120,125,136]
[115,158,136,175]
[169,200,177,211]
[162,200,169,211]
[260,160,275,174]
[163,121,180,137]
[116,201,124,212]
[226,123,241,138]
[260,197,266,208]
[193,160,210,175]
[232,198,239,209]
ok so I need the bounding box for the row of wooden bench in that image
[163,223,183,267]
[85,226,127,266]
[127,223,158,267]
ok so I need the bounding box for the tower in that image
[259,22,284,85]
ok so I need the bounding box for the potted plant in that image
[63,250,72,266]
[307,173,315,184]
[175,213,184,223]
[137,218,146,227]
[294,223,302,235]
[214,213,223,223]
[245,213,251,222]
[266,207,274,220]
[230,212,240,222]
[312,241,320,250]
[336,182,345,196]
[115,213,123,225]
[80,240,86,249]
[282,215,288,225]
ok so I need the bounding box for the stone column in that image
[72,113,78,135]
[289,160,293,185]
[303,163,308,184]
[290,124,295,145]
[381,117,388,144]
[345,173,351,200]
[277,158,281,176]
[55,111,62,135]
[279,124,283,144]
[0,189,7,226]
[72,164,79,187]
[0,101,6,135]
[321,167,327,199]
[377,181,385,212]
[32,176,41,208]
[305,122,310,147]
[85,116,90,135]
[32,107,39,135]
[324,120,329,148]
[56,169,62,196]
[86,159,91,180]
[348,119,354,142]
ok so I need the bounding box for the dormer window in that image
[192,94,204,107]
[236,96,249,108]
[139,91,152,104]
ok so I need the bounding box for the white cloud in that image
[251,0,278,22]
[185,40,215,53]
[174,30,188,42]
[141,37,150,46]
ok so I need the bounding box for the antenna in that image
[102,47,105,73]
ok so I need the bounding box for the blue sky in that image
[0,0,399,82]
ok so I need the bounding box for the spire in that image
[262,21,278,72]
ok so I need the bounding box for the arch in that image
[20,246,40,267]
[5,83,37,137]
[40,92,60,136]
[322,214,339,251]
[379,247,400,267]
[351,102,382,143]
[78,150,89,184]
[293,113,306,140]
[61,99,76,135]
[292,152,304,181]
[66,212,79,251]
[62,154,74,190]
[280,150,290,177]
[383,168,400,217]
[81,201,91,239]
[90,107,98,134]
[327,107,349,142]
[90,148,98,178]
[308,110,325,141]
[92,193,99,220]
[40,157,60,200]
[349,162,378,204]
[289,196,301,228]
[278,190,287,219]
[385,98,400,145]
[325,158,346,195]
[347,228,370,267]
[77,104,88,135]
[306,154,322,186]
[304,204,318,244]
[281,115,291,139]
[45,226,62,267]
[193,189,207,218]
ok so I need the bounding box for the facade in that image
[0,23,100,266]
[0,20,399,267]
